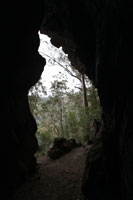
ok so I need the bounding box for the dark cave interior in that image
[1,1,133,200]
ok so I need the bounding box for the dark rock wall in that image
[1,1,133,200]
[42,1,133,199]
[1,1,45,199]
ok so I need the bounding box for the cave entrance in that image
[28,32,102,157]
[18,32,103,200]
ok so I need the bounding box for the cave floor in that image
[11,146,91,200]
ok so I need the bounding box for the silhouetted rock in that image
[47,138,71,159]
[82,139,105,199]
[87,140,94,145]
[69,138,77,148]
[47,147,64,159]
[47,138,82,159]
[75,142,82,147]
[54,137,72,152]
[69,138,82,148]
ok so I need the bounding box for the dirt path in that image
[12,146,91,200]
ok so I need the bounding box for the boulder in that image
[47,147,64,159]
[47,137,82,159]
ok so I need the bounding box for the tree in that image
[28,78,47,115]
[50,72,68,137]
[39,36,90,109]
[28,76,102,155]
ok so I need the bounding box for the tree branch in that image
[40,51,82,82]
[74,86,82,91]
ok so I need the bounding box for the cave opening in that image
[15,31,103,200]
[28,32,102,158]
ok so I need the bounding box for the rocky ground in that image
[11,145,92,200]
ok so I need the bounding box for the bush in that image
[35,128,54,156]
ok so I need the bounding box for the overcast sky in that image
[38,32,81,96]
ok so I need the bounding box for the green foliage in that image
[28,71,102,156]
[31,35,103,156]
[64,111,78,139]
[35,128,54,156]
[87,84,102,122]
[28,78,47,115]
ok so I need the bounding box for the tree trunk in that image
[81,74,88,108]
[59,100,64,137]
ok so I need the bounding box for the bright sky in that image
[38,32,81,96]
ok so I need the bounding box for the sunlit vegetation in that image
[28,34,102,156]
